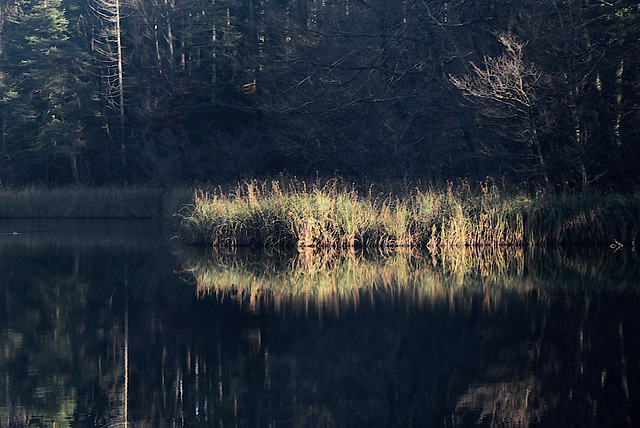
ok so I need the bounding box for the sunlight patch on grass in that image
[178,179,640,249]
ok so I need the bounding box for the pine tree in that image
[176,0,242,100]
[1,0,93,184]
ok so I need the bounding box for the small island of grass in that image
[177,179,640,250]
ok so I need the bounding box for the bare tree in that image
[93,0,127,166]
[450,33,549,185]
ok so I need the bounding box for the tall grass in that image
[178,179,640,249]
[0,186,193,218]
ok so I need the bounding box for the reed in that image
[0,185,193,218]
[178,179,640,249]
[523,191,640,247]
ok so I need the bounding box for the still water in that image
[0,219,638,427]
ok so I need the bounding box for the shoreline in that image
[0,185,193,219]
[1,182,638,249]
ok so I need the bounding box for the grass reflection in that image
[177,246,640,426]
[180,246,640,311]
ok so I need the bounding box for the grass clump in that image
[179,179,640,249]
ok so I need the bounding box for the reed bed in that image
[178,179,640,249]
[0,186,193,218]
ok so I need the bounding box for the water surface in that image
[0,220,638,427]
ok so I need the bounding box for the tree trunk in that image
[70,142,80,184]
[614,59,624,148]
[115,0,126,166]
[211,23,217,103]
[164,0,175,89]
[0,3,4,59]
[528,109,549,186]
[95,0,127,168]
[0,5,4,163]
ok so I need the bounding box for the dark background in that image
[1,0,638,189]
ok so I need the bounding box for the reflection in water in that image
[0,219,638,427]
[182,246,640,310]
[180,247,640,426]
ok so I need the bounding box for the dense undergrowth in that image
[178,179,640,249]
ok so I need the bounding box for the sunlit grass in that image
[178,179,640,249]
[5,180,636,246]
[0,186,193,218]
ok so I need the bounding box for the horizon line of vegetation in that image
[178,179,640,249]
[0,181,637,250]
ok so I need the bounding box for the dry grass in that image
[178,179,640,249]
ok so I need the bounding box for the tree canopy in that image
[0,0,638,188]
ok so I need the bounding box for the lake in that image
[0,219,638,427]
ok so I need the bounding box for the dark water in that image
[0,220,639,427]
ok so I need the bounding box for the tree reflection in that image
[177,246,640,426]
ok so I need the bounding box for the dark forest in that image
[0,0,638,188]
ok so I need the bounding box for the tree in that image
[0,0,19,177]
[237,0,466,179]
[125,0,249,183]
[0,0,637,187]
[1,0,94,184]
[450,34,550,185]
[93,0,127,167]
